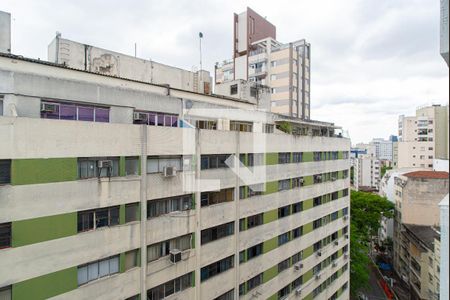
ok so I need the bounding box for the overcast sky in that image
[2,0,449,143]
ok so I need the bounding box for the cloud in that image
[1,0,448,143]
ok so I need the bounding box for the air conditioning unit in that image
[344,253,349,259]
[315,272,321,280]
[331,177,337,181]
[97,160,113,168]
[295,287,302,296]
[40,102,58,113]
[299,178,304,184]
[343,215,349,220]
[332,261,338,267]
[163,166,177,177]
[169,249,182,263]
[294,263,303,271]
[133,112,148,121]
[316,250,322,257]
[345,234,349,239]
[334,240,339,246]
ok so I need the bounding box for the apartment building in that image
[396,105,449,169]
[0,21,350,300]
[439,194,449,300]
[392,171,449,299]
[370,138,394,161]
[215,7,311,119]
[396,224,441,300]
[354,154,380,191]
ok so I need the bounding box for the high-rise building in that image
[439,194,449,300]
[354,154,381,191]
[441,0,449,66]
[370,138,393,161]
[215,7,311,119]
[396,105,449,169]
[0,18,350,300]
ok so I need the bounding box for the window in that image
[147,156,185,173]
[278,152,291,164]
[293,152,303,163]
[313,151,322,161]
[0,160,11,185]
[292,201,303,213]
[201,256,234,281]
[292,177,304,189]
[292,251,303,264]
[313,219,322,229]
[278,258,290,273]
[271,61,277,67]
[0,286,11,300]
[147,272,192,300]
[215,289,235,300]
[201,188,234,207]
[278,285,290,299]
[201,222,234,245]
[270,74,277,81]
[230,121,253,132]
[292,226,303,239]
[250,87,257,98]
[78,157,120,179]
[247,213,264,229]
[230,84,238,95]
[247,243,263,260]
[331,192,339,200]
[313,197,322,207]
[278,205,290,218]
[0,223,11,249]
[313,174,323,184]
[125,249,139,271]
[41,101,110,122]
[331,211,338,221]
[147,194,193,218]
[147,234,192,262]
[125,203,139,223]
[263,124,274,133]
[248,183,264,197]
[133,110,178,127]
[248,274,263,291]
[196,120,217,130]
[125,157,139,176]
[278,232,290,246]
[278,179,291,191]
[77,206,119,232]
[201,154,231,170]
[343,188,349,197]
[77,255,119,286]
[0,97,3,116]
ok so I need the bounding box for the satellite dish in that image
[185,100,193,109]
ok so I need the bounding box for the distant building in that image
[392,171,449,297]
[371,138,393,161]
[354,154,381,191]
[0,11,10,54]
[397,105,449,169]
[215,7,311,119]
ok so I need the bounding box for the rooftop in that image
[404,171,449,179]
[404,224,440,250]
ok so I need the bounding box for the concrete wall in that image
[0,11,11,53]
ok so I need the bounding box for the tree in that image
[350,191,394,296]
[381,165,393,178]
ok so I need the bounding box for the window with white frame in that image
[147,234,192,262]
[77,255,119,286]
[77,206,120,232]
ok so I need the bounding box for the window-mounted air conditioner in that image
[331,177,337,181]
[316,250,322,257]
[334,240,339,246]
[295,287,302,296]
[40,103,58,113]
[344,253,349,259]
[315,272,322,280]
[97,160,113,169]
[294,263,303,271]
[332,261,338,267]
[299,178,304,184]
[163,166,177,177]
[345,234,349,239]
[133,112,148,121]
[169,249,182,263]
[343,215,349,220]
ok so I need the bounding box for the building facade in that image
[439,194,449,300]
[441,0,449,66]
[0,46,350,300]
[354,154,381,191]
[392,171,449,299]
[370,138,393,161]
[397,105,449,169]
[215,7,311,119]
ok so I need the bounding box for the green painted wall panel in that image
[12,213,77,247]
[265,153,278,165]
[12,267,77,300]
[303,222,313,235]
[119,204,126,225]
[303,199,313,211]
[264,181,278,195]
[263,209,278,224]
[267,294,277,300]
[303,152,313,162]
[263,237,278,253]
[11,158,78,185]
[263,265,278,283]
[303,175,313,186]
[303,269,314,283]
[119,157,126,176]
[303,245,314,259]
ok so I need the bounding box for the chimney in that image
[0,11,11,54]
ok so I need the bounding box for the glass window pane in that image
[149,113,156,126]
[164,115,172,127]
[87,262,99,281]
[125,158,139,176]
[95,209,109,228]
[78,106,94,121]
[60,104,76,120]
[109,206,120,226]
[109,256,119,274]
[99,259,110,277]
[77,266,88,285]
[171,116,178,127]
[157,114,164,126]
[147,159,159,173]
[95,108,110,122]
